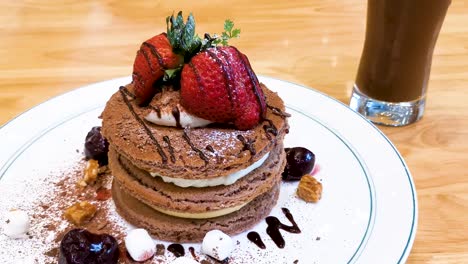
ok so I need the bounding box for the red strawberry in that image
[132,33,183,105]
[180,46,266,130]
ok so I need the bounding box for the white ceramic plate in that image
[0,76,417,264]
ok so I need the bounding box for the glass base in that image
[349,86,425,127]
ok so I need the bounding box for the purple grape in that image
[59,229,119,264]
[84,126,109,165]
[282,147,315,181]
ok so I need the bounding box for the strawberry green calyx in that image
[166,12,202,62]
[166,12,242,59]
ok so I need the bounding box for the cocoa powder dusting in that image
[0,160,126,263]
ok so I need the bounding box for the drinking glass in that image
[350,0,451,126]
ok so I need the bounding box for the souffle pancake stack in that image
[101,12,289,242]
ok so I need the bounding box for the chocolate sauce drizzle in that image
[172,106,182,128]
[167,243,185,257]
[142,41,166,69]
[188,247,199,261]
[139,47,156,74]
[266,208,301,248]
[232,46,266,118]
[247,231,266,249]
[205,145,215,153]
[188,62,205,93]
[119,86,136,99]
[147,105,162,118]
[119,87,168,163]
[163,136,176,163]
[182,128,209,164]
[236,134,256,155]
[263,119,278,140]
[210,48,235,114]
[267,104,291,118]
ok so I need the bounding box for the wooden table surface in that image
[1,1,467,263]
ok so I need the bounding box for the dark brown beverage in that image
[355,0,451,102]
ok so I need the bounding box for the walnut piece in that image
[297,175,322,203]
[64,201,97,225]
[78,159,99,187]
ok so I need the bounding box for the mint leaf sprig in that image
[202,19,241,49]
[213,19,241,46]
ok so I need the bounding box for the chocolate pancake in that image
[101,83,289,179]
[111,180,281,242]
[109,142,285,214]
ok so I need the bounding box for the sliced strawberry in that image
[180,46,266,130]
[132,33,183,105]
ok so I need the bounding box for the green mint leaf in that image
[221,39,228,46]
[231,28,241,38]
[224,19,234,33]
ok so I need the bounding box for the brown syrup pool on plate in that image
[248,208,301,249]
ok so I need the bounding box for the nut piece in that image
[64,201,97,225]
[297,175,322,203]
[78,159,99,187]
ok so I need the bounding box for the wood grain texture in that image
[0,0,467,263]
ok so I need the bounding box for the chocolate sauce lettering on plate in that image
[263,119,278,140]
[163,136,176,163]
[236,134,256,155]
[167,243,185,257]
[267,104,291,118]
[266,208,301,248]
[188,247,199,261]
[247,231,266,249]
[172,106,182,128]
[182,128,209,164]
[119,87,168,163]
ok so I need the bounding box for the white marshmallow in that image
[145,106,212,128]
[124,229,155,261]
[169,256,200,264]
[201,230,234,261]
[2,210,30,239]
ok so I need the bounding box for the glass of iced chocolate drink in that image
[349,0,451,126]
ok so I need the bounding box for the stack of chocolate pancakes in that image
[101,83,289,242]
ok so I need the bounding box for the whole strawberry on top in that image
[131,12,266,130]
[132,12,200,105]
[180,45,266,130]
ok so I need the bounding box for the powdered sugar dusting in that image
[0,102,372,263]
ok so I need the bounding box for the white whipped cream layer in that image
[150,152,270,188]
[151,202,249,219]
[145,105,212,128]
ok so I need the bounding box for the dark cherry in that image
[282,147,315,181]
[59,229,119,264]
[84,126,109,165]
